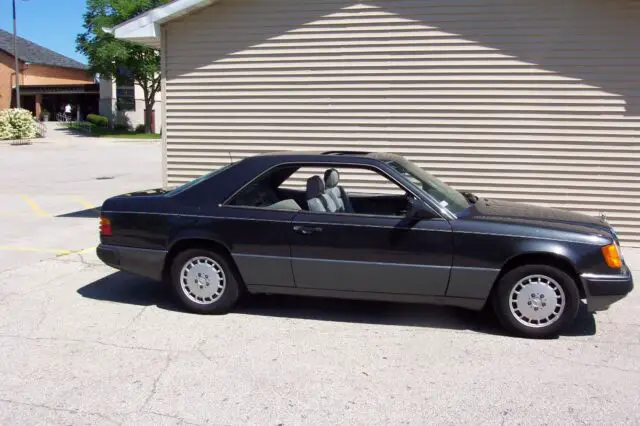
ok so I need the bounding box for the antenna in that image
[228,151,233,164]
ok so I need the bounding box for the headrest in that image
[324,168,339,188]
[306,175,325,199]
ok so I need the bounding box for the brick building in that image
[0,29,97,120]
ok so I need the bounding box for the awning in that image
[18,84,100,95]
[105,0,217,48]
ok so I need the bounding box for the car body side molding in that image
[246,284,486,311]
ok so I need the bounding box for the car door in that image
[289,166,453,296]
[218,207,297,289]
[290,213,452,296]
[216,169,299,289]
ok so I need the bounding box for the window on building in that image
[115,66,135,111]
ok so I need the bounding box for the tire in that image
[492,264,580,338]
[170,248,240,314]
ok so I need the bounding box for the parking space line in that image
[0,245,71,255]
[72,196,96,210]
[58,247,97,256]
[19,194,49,217]
[0,245,97,256]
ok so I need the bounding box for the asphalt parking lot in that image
[1,138,639,425]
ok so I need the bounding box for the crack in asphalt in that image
[54,252,97,267]
[0,333,178,354]
[108,306,150,337]
[197,346,214,363]
[140,353,174,412]
[544,351,640,374]
[0,398,120,425]
[149,411,203,426]
[33,296,51,332]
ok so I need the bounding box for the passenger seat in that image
[306,175,338,212]
[324,168,353,213]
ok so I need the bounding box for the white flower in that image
[0,108,38,140]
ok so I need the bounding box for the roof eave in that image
[106,0,217,48]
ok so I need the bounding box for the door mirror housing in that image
[407,197,434,219]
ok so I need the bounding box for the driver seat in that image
[306,175,337,212]
[324,168,353,213]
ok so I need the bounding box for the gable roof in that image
[0,29,88,70]
[108,0,216,48]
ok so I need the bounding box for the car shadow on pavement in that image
[78,271,596,338]
[57,208,101,218]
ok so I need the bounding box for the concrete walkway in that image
[38,121,99,143]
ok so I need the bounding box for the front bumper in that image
[581,270,633,312]
[97,244,167,282]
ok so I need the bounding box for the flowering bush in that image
[0,108,38,140]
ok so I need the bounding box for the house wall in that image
[99,77,164,131]
[22,64,94,86]
[163,0,640,244]
[1,50,93,111]
[0,50,21,110]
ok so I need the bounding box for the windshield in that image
[165,163,236,197]
[384,158,470,214]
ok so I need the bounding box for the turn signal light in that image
[601,243,622,269]
[100,216,112,236]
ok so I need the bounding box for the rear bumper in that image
[97,244,167,281]
[581,270,633,312]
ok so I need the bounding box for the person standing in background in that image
[64,102,72,121]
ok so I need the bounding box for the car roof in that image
[238,150,403,166]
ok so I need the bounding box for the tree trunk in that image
[144,104,153,133]
[142,85,154,133]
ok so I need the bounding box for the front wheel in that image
[170,249,240,314]
[492,265,580,338]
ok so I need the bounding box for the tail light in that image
[601,243,622,269]
[100,216,112,236]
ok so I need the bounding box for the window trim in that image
[220,161,446,220]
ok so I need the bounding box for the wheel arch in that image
[163,236,233,282]
[493,251,586,299]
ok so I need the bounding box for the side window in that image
[226,166,303,211]
[280,166,410,216]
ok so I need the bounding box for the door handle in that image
[293,225,323,235]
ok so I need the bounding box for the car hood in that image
[465,198,612,235]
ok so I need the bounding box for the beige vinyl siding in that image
[164,0,640,245]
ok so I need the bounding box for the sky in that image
[0,0,88,64]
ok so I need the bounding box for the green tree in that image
[77,0,170,133]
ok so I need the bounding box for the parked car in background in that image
[97,151,633,338]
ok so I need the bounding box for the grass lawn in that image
[66,122,161,139]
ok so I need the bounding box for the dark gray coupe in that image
[97,151,633,338]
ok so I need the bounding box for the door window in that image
[225,164,413,217]
[281,166,410,217]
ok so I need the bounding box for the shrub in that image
[135,124,146,133]
[87,114,109,127]
[114,123,130,131]
[0,108,38,140]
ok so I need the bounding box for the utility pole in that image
[13,0,21,108]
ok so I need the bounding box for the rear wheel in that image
[170,248,240,314]
[492,264,580,338]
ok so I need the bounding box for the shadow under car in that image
[77,271,596,337]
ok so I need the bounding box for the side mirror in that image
[407,197,433,219]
